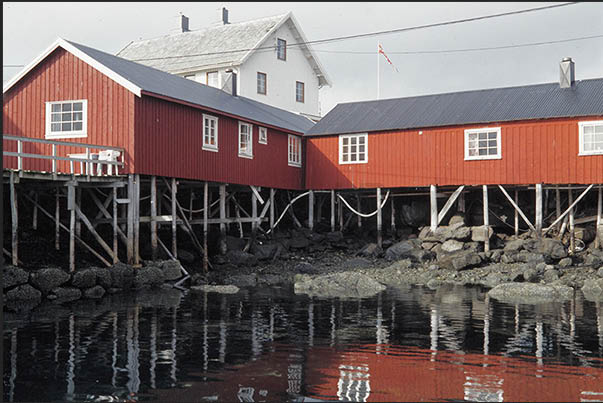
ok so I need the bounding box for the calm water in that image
[3,284,603,402]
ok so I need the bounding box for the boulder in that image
[357,243,383,258]
[504,239,530,253]
[294,272,386,299]
[488,283,573,304]
[326,231,344,243]
[385,239,433,262]
[581,278,603,300]
[110,263,135,289]
[133,266,165,289]
[83,285,106,299]
[30,268,70,294]
[438,250,483,271]
[3,266,29,289]
[441,239,464,253]
[471,226,493,242]
[224,274,257,287]
[514,251,546,264]
[290,236,310,249]
[253,243,279,260]
[71,269,97,289]
[52,287,82,302]
[294,262,320,274]
[558,257,573,268]
[191,285,240,294]
[221,235,247,252]
[535,238,568,260]
[5,284,42,301]
[92,267,112,289]
[225,250,258,266]
[583,250,603,267]
[160,260,183,281]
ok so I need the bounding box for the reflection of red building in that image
[304,344,603,402]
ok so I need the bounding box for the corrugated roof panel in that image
[306,79,603,136]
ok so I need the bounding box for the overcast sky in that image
[3,2,603,115]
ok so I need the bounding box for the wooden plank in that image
[391,191,396,233]
[270,188,275,232]
[74,204,117,262]
[357,194,362,229]
[69,184,76,272]
[134,174,140,265]
[250,185,265,205]
[498,185,537,232]
[597,185,602,249]
[308,190,314,230]
[430,184,437,231]
[543,184,593,233]
[331,190,335,232]
[569,186,575,254]
[88,188,128,245]
[437,185,465,225]
[535,184,543,234]
[127,175,134,264]
[219,184,226,236]
[203,181,208,274]
[514,190,519,237]
[113,187,118,264]
[55,188,60,251]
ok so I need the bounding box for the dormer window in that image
[277,38,287,61]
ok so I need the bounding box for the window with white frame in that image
[238,122,253,158]
[259,127,268,144]
[579,120,603,155]
[206,71,219,88]
[339,133,368,164]
[296,81,305,103]
[277,38,287,61]
[45,100,87,139]
[202,114,218,151]
[464,127,501,160]
[257,72,267,95]
[288,135,302,167]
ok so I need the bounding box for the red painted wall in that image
[133,95,304,190]
[3,48,136,174]
[305,117,603,189]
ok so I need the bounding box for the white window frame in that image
[288,134,302,167]
[464,127,502,161]
[276,38,287,61]
[206,71,219,88]
[45,99,88,139]
[202,114,219,152]
[296,81,305,103]
[259,127,268,145]
[257,72,267,95]
[578,120,603,156]
[338,133,368,165]
[238,121,253,159]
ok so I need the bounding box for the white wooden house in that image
[117,9,331,121]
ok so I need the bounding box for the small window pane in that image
[479,149,487,156]
[488,148,497,155]
[342,155,348,162]
[488,132,497,139]
[73,103,83,111]
[51,114,61,122]
[584,143,593,151]
[488,140,497,147]
[62,113,72,121]
[595,125,603,135]
[468,133,478,141]
[359,153,365,160]
[52,104,61,112]
[342,138,348,146]
[73,122,83,131]
[351,154,357,162]
[51,123,61,132]
[479,140,487,147]
[73,112,83,121]
[479,133,487,140]
[62,103,72,112]
[584,125,594,134]
[62,123,72,131]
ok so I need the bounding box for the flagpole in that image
[377,41,380,100]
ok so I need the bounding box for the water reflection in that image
[3,285,603,402]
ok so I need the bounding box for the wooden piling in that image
[150,176,158,260]
[219,184,226,236]
[171,177,177,259]
[203,181,208,274]
[270,188,275,232]
[330,190,335,232]
[514,189,519,236]
[127,175,134,264]
[357,194,362,229]
[430,184,437,232]
[10,172,18,266]
[113,186,118,264]
[134,174,140,265]
[68,184,76,272]
[556,185,562,232]
[483,185,490,252]
[377,187,382,248]
[390,192,396,234]
[596,185,602,249]
[32,192,38,230]
[568,186,575,254]
[55,188,60,251]
[535,183,543,235]
[308,190,314,230]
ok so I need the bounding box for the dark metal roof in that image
[66,40,315,134]
[305,78,603,136]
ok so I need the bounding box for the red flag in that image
[378,44,399,72]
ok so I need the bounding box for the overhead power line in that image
[128,2,581,62]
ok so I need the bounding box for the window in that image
[45,100,87,139]
[288,135,302,167]
[296,81,305,103]
[277,38,287,61]
[259,127,268,144]
[206,71,219,88]
[257,72,267,95]
[579,120,603,155]
[339,133,368,164]
[202,114,218,152]
[238,122,253,158]
[464,127,502,160]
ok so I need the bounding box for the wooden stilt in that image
[127,175,134,264]
[55,188,60,251]
[134,174,141,265]
[219,184,226,236]
[171,177,178,259]
[569,186,575,254]
[556,185,562,232]
[390,192,396,235]
[203,181,209,274]
[151,176,158,260]
[32,192,38,230]
[68,184,76,272]
[74,204,118,262]
[331,190,335,232]
[458,192,466,213]
[430,184,437,232]
[251,190,258,241]
[10,172,18,266]
[75,187,82,238]
[308,190,314,230]
[338,193,343,231]
[437,185,465,226]
[514,189,519,236]
[113,186,118,264]
[270,188,275,232]
[535,183,543,235]
[596,185,602,250]
[498,185,537,232]
[357,194,362,229]
[483,185,490,252]
[88,188,128,246]
[235,204,244,238]
[377,187,382,248]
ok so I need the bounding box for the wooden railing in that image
[3,135,125,177]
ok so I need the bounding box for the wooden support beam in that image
[357,195,362,229]
[498,185,537,232]
[437,185,465,226]
[377,187,382,248]
[252,190,258,235]
[287,191,303,229]
[270,188,275,232]
[74,204,118,262]
[543,184,593,234]
[10,172,18,266]
[55,188,60,251]
[134,174,140,265]
[171,177,178,259]
[596,185,602,250]
[535,183,543,235]
[32,192,38,230]
[113,187,118,264]
[219,184,226,236]
[308,190,314,230]
[203,181,209,274]
[514,190,519,237]
[482,185,490,252]
[556,186,562,232]
[390,192,396,234]
[331,190,335,232]
[569,186,575,254]
[458,192,466,213]
[68,184,76,272]
[127,175,134,264]
[151,176,158,260]
[3,247,23,266]
[88,188,128,246]
[250,185,265,205]
[75,188,82,238]
[430,184,437,232]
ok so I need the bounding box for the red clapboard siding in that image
[3,48,136,174]
[305,117,603,190]
[133,95,304,190]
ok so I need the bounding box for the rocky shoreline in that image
[4,219,603,311]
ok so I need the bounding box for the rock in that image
[514,251,546,264]
[488,283,573,304]
[535,238,568,260]
[221,236,247,252]
[294,272,386,299]
[421,242,438,251]
[191,285,240,294]
[225,250,258,266]
[326,231,344,243]
[441,239,464,253]
[598,267,603,278]
[294,262,320,274]
[92,267,112,289]
[160,260,183,281]
[133,266,165,289]
[83,285,106,299]
[522,267,540,283]
[5,284,42,301]
[574,227,596,243]
[3,266,29,289]
[30,268,71,294]
[471,226,493,242]
[451,226,472,242]
[504,239,530,253]
[558,257,573,268]
[52,287,82,302]
[290,236,310,249]
[253,243,279,260]
[581,279,603,300]
[543,268,560,282]
[448,214,466,226]
[177,249,196,264]
[110,263,135,289]
[357,243,383,258]
[489,250,503,263]
[484,272,510,288]
[224,274,257,287]
[583,251,603,267]
[426,278,442,289]
[385,239,433,262]
[71,269,97,289]
[438,250,483,271]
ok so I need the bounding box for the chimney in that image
[559,57,575,88]
[222,7,229,25]
[178,13,190,32]
[226,69,237,96]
